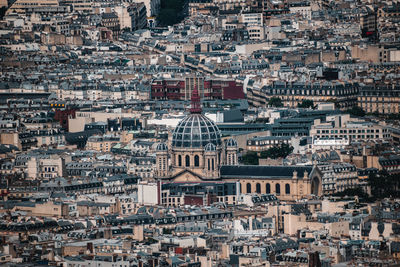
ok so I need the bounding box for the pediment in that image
[171,169,204,182]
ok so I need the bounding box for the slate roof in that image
[220,165,313,179]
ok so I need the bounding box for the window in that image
[246,183,252,193]
[275,184,281,195]
[194,155,199,167]
[178,155,182,166]
[256,183,261,193]
[285,184,290,194]
[185,155,190,167]
[266,183,271,194]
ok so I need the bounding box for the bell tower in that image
[204,143,219,178]
[155,143,169,179]
[225,138,238,165]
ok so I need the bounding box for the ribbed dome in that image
[172,114,221,148]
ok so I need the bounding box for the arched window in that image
[285,184,290,195]
[185,155,190,167]
[178,155,182,166]
[207,159,210,171]
[256,183,261,193]
[212,158,214,170]
[239,183,242,193]
[275,184,281,195]
[266,183,271,194]
[246,183,252,193]
[194,155,199,167]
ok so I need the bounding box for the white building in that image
[289,3,312,20]
[312,138,349,152]
[241,13,263,27]
[137,181,159,205]
[310,114,391,143]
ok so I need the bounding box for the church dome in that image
[172,114,221,148]
[172,87,221,149]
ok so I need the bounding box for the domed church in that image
[155,88,238,182]
[155,89,322,200]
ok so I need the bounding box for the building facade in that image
[247,81,359,109]
[358,83,400,114]
[151,77,244,101]
[310,114,391,143]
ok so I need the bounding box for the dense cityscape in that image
[0,0,400,266]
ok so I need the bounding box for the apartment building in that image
[310,114,391,143]
[318,163,358,194]
[151,77,244,101]
[248,81,359,109]
[246,136,291,152]
[86,135,120,152]
[358,83,400,114]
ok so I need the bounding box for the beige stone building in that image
[26,155,67,179]
[14,201,69,217]
[6,0,60,15]
[86,135,120,152]
[247,81,359,110]
[221,165,322,201]
[283,212,349,238]
[358,83,400,114]
[0,132,20,150]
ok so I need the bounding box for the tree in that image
[241,151,259,165]
[162,228,173,234]
[298,100,315,109]
[326,98,341,109]
[0,7,6,20]
[157,9,178,26]
[255,118,269,123]
[144,237,158,245]
[369,170,400,199]
[268,97,283,107]
[332,187,369,199]
[387,113,400,120]
[346,106,366,117]
[260,144,294,159]
[157,0,185,26]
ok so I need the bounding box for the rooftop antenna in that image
[190,86,202,114]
